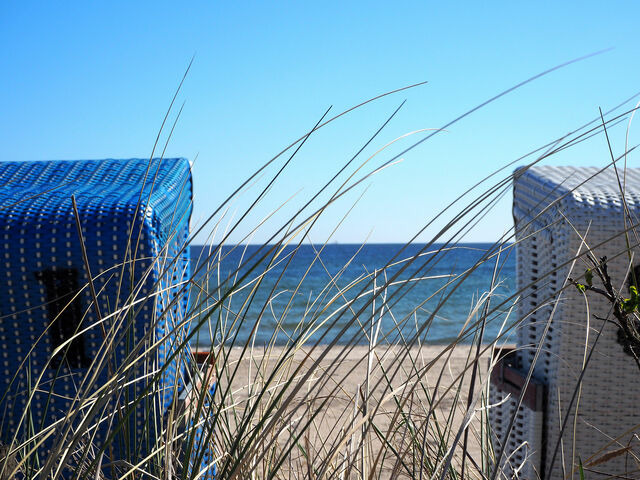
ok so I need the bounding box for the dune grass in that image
[3,59,640,480]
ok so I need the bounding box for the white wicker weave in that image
[490,166,640,479]
[489,387,544,479]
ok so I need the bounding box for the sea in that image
[189,243,516,347]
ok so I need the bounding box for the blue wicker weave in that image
[184,377,217,480]
[0,158,210,476]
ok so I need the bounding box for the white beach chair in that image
[490,165,640,479]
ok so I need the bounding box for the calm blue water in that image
[188,243,516,346]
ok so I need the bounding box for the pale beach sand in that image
[212,343,498,478]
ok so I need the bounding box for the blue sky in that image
[2,2,640,244]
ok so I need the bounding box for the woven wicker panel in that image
[489,386,544,479]
[497,166,640,479]
[0,158,193,465]
[185,378,217,479]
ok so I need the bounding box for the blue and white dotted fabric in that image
[0,158,192,461]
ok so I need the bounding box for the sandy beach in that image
[212,343,497,478]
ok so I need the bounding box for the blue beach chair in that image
[0,158,215,478]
